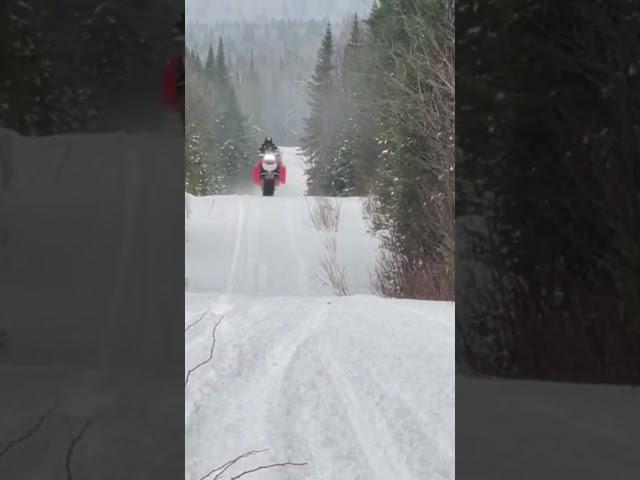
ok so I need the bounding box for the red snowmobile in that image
[253,148,287,196]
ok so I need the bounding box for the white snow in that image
[185,148,455,479]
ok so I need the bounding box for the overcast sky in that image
[187,0,374,23]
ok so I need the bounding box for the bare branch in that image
[65,418,92,480]
[185,306,212,333]
[198,449,268,480]
[230,461,309,480]
[185,315,224,388]
[314,235,351,296]
[0,401,60,459]
[306,196,341,232]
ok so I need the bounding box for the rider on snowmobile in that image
[258,137,282,164]
[259,137,277,153]
[254,137,286,188]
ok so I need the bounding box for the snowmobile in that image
[253,150,287,196]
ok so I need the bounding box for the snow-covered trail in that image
[185,148,378,296]
[185,295,454,480]
[185,147,455,480]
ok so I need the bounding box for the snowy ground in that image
[185,148,456,480]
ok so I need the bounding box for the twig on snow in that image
[185,316,224,388]
[0,401,60,459]
[198,449,268,480]
[185,306,212,333]
[230,461,309,479]
[65,418,92,480]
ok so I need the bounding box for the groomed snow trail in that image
[185,147,455,480]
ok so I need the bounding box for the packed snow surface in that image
[185,147,455,479]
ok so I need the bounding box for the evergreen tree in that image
[209,38,250,189]
[332,13,366,196]
[342,13,362,91]
[185,55,218,195]
[204,43,216,81]
[215,37,231,89]
[303,23,340,195]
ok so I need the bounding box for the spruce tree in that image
[332,13,365,196]
[204,43,216,82]
[215,37,231,89]
[303,23,340,195]
[209,38,250,190]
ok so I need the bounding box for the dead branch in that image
[185,316,224,389]
[314,235,351,296]
[306,196,341,232]
[0,401,60,459]
[185,306,212,333]
[230,461,309,479]
[198,449,268,480]
[65,418,92,480]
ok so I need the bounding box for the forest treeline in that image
[302,0,454,300]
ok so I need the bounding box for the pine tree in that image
[209,37,250,190]
[303,23,340,195]
[185,58,217,195]
[215,37,231,89]
[204,43,216,82]
[332,13,365,196]
[343,13,362,93]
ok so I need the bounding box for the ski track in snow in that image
[185,147,455,480]
[226,199,245,293]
